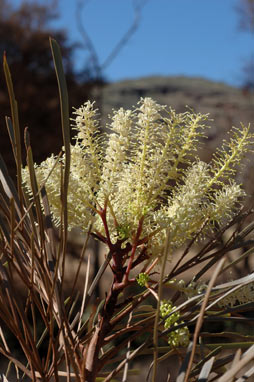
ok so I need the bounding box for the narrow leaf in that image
[197,356,215,381]
[176,342,193,382]
[3,54,23,213]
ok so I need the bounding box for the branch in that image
[76,0,102,79]
[75,0,149,78]
[101,0,149,70]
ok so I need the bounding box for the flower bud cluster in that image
[136,273,149,287]
[166,279,207,298]
[160,300,189,348]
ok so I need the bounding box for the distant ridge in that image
[101,75,253,145]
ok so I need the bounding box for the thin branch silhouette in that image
[75,0,148,80]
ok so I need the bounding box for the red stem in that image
[97,201,113,249]
[124,217,144,283]
[83,215,147,381]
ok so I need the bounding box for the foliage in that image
[235,0,254,89]
[0,0,97,179]
[1,38,254,382]
[236,0,254,32]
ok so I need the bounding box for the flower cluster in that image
[218,282,254,308]
[22,98,253,258]
[160,300,189,348]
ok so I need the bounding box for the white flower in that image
[218,282,254,308]
[22,98,253,256]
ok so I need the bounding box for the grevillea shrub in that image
[1,39,254,382]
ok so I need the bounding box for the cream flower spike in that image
[22,98,253,256]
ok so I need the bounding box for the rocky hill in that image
[101,76,253,146]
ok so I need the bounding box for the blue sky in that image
[12,0,254,86]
